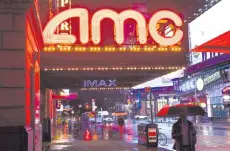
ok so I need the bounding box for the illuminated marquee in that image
[43,8,183,46]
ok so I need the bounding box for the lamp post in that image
[149,91,154,124]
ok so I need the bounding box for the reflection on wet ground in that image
[48,119,230,151]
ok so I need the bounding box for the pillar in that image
[0,1,43,150]
[42,88,52,141]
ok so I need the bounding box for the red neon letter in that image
[43,8,89,44]
[148,10,183,46]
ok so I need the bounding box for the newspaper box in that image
[137,123,158,147]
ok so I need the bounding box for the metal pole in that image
[95,110,97,132]
[149,91,153,124]
[145,99,148,116]
[194,78,198,123]
[195,81,197,105]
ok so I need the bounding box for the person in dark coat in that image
[172,112,197,151]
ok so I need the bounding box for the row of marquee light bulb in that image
[43,46,182,52]
[80,87,131,90]
[44,66,184,71]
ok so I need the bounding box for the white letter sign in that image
[43,8,183,46]
[149,10,183,46]
[60,21,70,31]
[43,8,89,44]
[91,9,147,44]
[83,79,116,88]
[60,0,69,7]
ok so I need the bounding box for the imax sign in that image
[83,79,116,88]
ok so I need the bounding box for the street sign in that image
[145,87,151,92]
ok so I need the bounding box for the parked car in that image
[103,116,113,122]
[134,115,148,120]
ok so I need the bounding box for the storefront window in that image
[210,97,228,118]
[157,98,168,112]
[168,97,179,106]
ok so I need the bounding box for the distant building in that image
[115,102,126,112]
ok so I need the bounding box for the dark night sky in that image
[40,0,205,26]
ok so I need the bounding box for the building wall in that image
[0,1,44,150]
[0,1,32,127]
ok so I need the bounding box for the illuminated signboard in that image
[43,8,183,46]
[83,79,116,88]
[203,71,221,85]
[58,0,71,35]
[180,71,222,92]
[188,0,230,64]
[189,0,230,51]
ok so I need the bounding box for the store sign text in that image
[203,71,221,85]
[43,8,183,46]
[60,0,69,7]
[58,0,71,35]
[180,79,196,92]
[83,79,116,88]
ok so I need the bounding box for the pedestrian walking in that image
[172,112,197,151]
[118,117,124,139]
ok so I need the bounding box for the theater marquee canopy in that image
[42,6,184,53]
[40,2,186,89]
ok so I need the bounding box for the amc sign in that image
[43,8,183,46]
[83,79,116,88]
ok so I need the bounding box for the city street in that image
[46,120,230,151]
[1,0,230,150]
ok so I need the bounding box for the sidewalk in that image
[44,132,171,151]
[43,127,171,151]
[48,139,171,151]
[195,122,230,131]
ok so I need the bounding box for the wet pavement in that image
[49,139,169,151]
[46,119,230,151]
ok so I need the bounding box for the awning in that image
[191,30,230,53]
[132,69,184,89]
[52,93,78,100]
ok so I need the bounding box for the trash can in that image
[102,124,112,140]
[137,123,158,147]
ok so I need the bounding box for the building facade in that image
[175,0,230,120]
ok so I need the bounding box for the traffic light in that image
[145,87,151,92]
